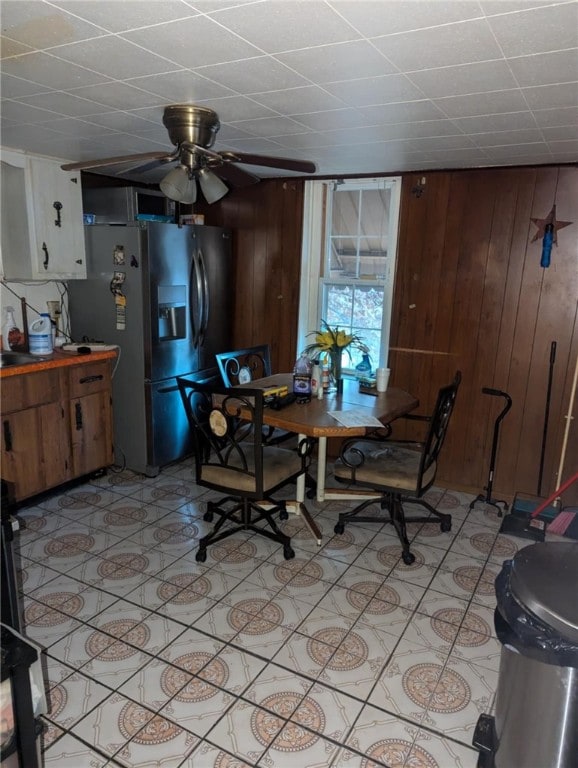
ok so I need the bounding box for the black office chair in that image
[177,377,312,562]
[332,371,462,565]
[215,345,272,387]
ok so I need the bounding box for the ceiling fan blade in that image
[210,161,260,187]
[128,151,180,175]
[220,151,316,174]
[60,151,172,172]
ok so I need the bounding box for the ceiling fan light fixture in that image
[198,167,228,204]
[160,165,197,204]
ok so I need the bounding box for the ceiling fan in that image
[61,104,316,204]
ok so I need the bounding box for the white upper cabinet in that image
[1,149,86,280]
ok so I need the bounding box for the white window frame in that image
[297,177,401,370]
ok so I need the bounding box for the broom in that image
[546,353,578,537]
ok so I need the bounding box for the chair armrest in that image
[401,413,431,423]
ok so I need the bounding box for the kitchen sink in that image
[0,351,51,368]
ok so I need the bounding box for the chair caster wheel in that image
[440,517,452,533]
[196,548,207,563]
[279,509,289,520]
[203,510,214,522]
[283,545,295,560]
[334,522,345,535]
[402,551,416,565]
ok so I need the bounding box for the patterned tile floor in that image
[13,459,535,768]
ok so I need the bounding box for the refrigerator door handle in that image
[190,249,203,349]
[198,248,210,346]
[157,385,179,394]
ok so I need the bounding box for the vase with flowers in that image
[304,320,370,392]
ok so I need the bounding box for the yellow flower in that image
[304,320,370,364]
[336,330,352,348]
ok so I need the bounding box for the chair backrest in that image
[177,376,267,498]
[417,370,462,492]
[215,345,272,387]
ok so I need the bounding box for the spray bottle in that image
[2,306,23,351]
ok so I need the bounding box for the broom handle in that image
[530,470,578,518]
[554,354,578,505]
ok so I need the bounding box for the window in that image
[298,177,401,372]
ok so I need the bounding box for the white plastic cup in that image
[376,367,390,392]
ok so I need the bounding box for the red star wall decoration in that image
[530,204,573,245]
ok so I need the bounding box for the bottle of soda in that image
[293,353,312,402]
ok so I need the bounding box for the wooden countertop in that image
[0,348,118,378]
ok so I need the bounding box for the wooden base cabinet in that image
[1,361,113,502]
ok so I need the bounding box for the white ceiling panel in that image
[371,19,504,71]
[0,0,575,181]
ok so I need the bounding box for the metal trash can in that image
[473,542,578,768]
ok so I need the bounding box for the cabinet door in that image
[70,391,113,477]
[27,156,86,279]
[1,402,70,500]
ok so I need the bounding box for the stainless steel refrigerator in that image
[68,222,232,475]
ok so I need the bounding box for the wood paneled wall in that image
[200,179,305,374]
[392,166,577,501]
[201,165,578,502]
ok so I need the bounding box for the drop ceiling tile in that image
[66,82,165,111]
[484,142,551,159]
[46,37,178,79]
[228,115,310,137]
[291,108,369,131]
[479,2,560,15]
[77,112,159,133]
[330,0,482,37]
[409,61,518,99]
[78,132,172,156]
[218,136,287,154]
[403,135,478,152]
[209,0,359,53]
[1,125,98,158]
[122,16,262,68]
[1,99,67,123]
[487,3,578,56]
[533,106,578,127]
[452,111,537,133]
[523,82,578,110]
[276,40,397,84]
[372,19,502,71]
[0,72,53,98]
[0,1,107,49]
[408,145,489,163]
[391,120,466,140]
[324,74,424,107]
[196,56,309,94]
[433,90,529,118]
[193,95,278,122]
[271,132,337,150]
[542,125,578,141]
[548,138,578,153]
[508,50,578,87]
[250,86,344,115]
[36,117,119,139]
[472,128,544,147]
[0,36,35,57]
[213,124,254,141]
[18,91,111,117]
[127,71,235,102]
[52,1,200,33]
[1,51,110,89]
[358,101,447,124]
